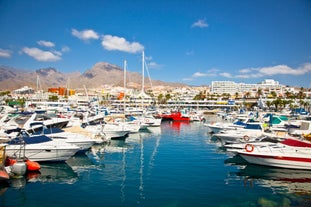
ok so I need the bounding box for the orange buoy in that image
[0,170,9,181]
[25,160,41,171]
[245,144,254,152]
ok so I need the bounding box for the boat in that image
[24,113,70,133]
[289,121,311,136]
[236,142,311,170]
[84,124,130,140]
[32,124,96,151]
[128,114,162,128]
[5,131,80,162]
[0,144,9,182]
[212,122,268,145]
[44,131,96,151]
[157,111,190,122]
[2,112,69,134]
[204,117,248,133]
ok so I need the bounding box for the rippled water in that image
[1,117,311,207]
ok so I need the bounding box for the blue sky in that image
[0,0,311,88]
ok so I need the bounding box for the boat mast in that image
[124,60,127,114]
[141,51,145,108]
[141,51,145,94]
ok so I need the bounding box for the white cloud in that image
[182,78,193,81]
[61,46,70,52]
[236,63,311,78]
[148,62,162,69]
[239,68,253,74]
[258,64,311,75]
[220,72,232,78]
[101,35,144,53]
[0,49,12,58]
[22,47,61,62]
[37,40,55,47]
[72,29,99,41]
[193,72,208,77]
[192,19,208,28]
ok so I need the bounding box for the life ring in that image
[146,119,150,123]
[245,144,254,152]
[243,135,250,142]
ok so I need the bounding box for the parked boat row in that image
[0,104,184,183]
[206,111,311,170]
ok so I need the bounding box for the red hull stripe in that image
[240,153,311,163]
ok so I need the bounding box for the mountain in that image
[0,62,185,91]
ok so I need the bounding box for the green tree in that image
[296,87,305,99]
[272,98,283,112]
[266,100,272,109]
[49,95,59,101]
[165,93,171,101]
[0,91,10,96]
[270,91,277,98]
[284,91,293,99]
[256,88,263,98]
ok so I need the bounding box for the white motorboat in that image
[134,115,162,128]
[289,120,311,136]
[46,131,96,151]
[212,122,266,145]
[236,142,311,170]
[84,124,130,140]
[6,132,80,162]
[205,117,248,134]
[224,135,280,153]
[24,113,70,133]
[28,123,97,151]
[2,112,69,134]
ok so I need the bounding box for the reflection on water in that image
[226,154,311,195]
[28,162,78,184]
[161,121,190,132]
[2,119,311,206]
[0,161,78,193]
[0,152,101,192]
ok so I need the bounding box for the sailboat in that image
[130,51,162,128]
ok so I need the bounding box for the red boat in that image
[158,112,190,122]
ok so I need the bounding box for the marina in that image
[1,117,311,207]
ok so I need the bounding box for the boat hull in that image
[239,148,311,170]
[6,146,80,162]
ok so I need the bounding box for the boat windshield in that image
[8,135,52,145]
[245,123,262,130]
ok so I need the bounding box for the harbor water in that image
[1,116,311,207]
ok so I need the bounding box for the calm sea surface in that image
[1,116,311,207]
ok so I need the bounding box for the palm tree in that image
[272,98,283,112]
[284,91,292,99]
[165,93,171,102]
[158,93,164,104]
[256,88,263,98]
[270,91,277,99]
[266,100,272,110]
[235,92,239,99]
[296,87,305,99]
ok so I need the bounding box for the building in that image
[211,79,284,97]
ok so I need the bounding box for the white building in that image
[211,79,284,96]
